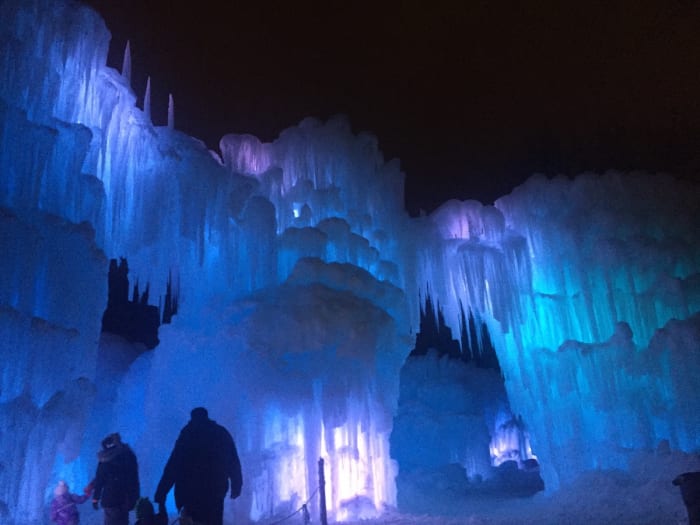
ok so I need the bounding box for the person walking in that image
[154,407,243,525]
[92,433,140,525]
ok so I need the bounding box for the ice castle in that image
[1,0,699,523]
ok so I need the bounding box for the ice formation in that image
[0,0,699,523]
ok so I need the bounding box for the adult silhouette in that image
[92,433,140,525]
[154,408,242,525]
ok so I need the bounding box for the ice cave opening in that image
[392,296,545,516]
[1,0,699,524]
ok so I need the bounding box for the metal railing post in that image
[318,457,328,525]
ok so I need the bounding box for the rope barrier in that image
[159,488,320,525]
[265,486,319,525]
[166,512,204,525]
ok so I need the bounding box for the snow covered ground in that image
[69,448,695,525]
[342,471,691,525]
[340,450,696,525]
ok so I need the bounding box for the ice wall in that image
[0,0,414,522]
[219,118,413,308]
[420,173,700,490]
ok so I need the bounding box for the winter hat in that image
[191,407,209,421]
[54,480,68,497]
[134,497,155,519]
[101,432,122,450]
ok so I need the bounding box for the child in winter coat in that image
[50,480,91,525]
[134,497,169,525]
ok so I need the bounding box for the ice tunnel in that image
[1,0,699,523]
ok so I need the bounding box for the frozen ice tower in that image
[143,76,151,122]
[121,41,131,85]
[0,0,699,523]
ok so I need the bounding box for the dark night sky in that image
[81,0,700,215]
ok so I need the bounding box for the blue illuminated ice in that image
[0,0,699,523]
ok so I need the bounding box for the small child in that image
[49,480,90,525]
[134,497,169,525]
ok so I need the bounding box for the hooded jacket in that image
[92,438,140,509]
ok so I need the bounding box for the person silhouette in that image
[92,433,140,525]
[49,480,91,525]
[673,471,700,525]
[154,408,242,525]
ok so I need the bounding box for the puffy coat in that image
[50,492,88,525]
[93,442,140,510]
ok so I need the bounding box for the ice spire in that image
[144,76,151,122]
[167,93,175,129]
[121,40,132,85]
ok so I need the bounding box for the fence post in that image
[318,457,328,525]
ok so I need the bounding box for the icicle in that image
[144,76,151,122]
[167,93,175,130]
[121,40,132,85]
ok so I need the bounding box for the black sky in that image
[81,0,700,215]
